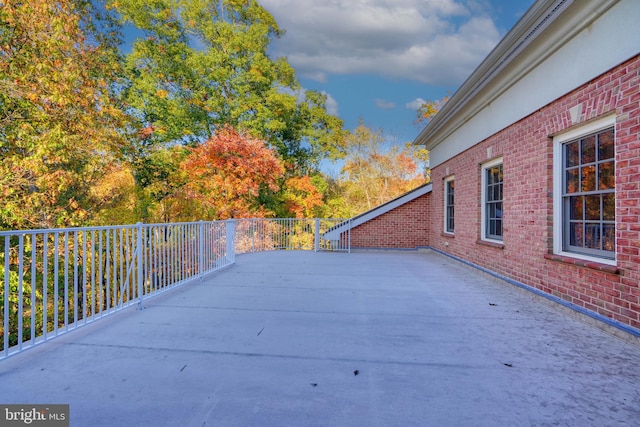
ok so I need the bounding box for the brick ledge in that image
[476,239,505,249]
[543,253,619,274]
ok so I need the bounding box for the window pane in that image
[566,141,580,167]
[566,168,579,193]
[488,165,502,185]
[581,136,596,164]
[570,196,584,220]
[489,203,496,218]
[598,161,615,189]
[603,224,615,251]
[493,184,501,201]
[496,202,502,219]
[603,193,615,221]
[584,223,601,249]
[495,219,502,236]
[585,195,601,220]
[488,168,496,184]
[581,165,596,192]
[570,223,583,247]
[598,129,615,160]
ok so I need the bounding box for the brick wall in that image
[348,194,430,249]
[358,56,640,331]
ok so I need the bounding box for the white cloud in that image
[261,0,501,85]
[322,91,339,115]
[375,99,396,109]
[405,98,426,110]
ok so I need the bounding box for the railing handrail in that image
[0,219,236,236]
[0,218,351,360]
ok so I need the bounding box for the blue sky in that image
[261,0,535,150]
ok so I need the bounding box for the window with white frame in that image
[481,158,503,242]
[555,119,615,261]
[444,177,455,233]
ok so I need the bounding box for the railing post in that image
[314,219,320,252]
[226,220,236,264]
[198,220,205,279]
[137,222,144,310]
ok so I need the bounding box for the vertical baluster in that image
[64,232,69,331]
[124,228,130,304]
[171,226,176,285]
[137,223,143,309]
[43,233,48,340]
[53,233,59,335]
[106,229,112,312]
[30,234,36,343]
[119,228,124,307]
[91,230,95,319]
[178,225,183,283]
[17,234,23,350]
[98,230,103,317]
[152,227,157,292]
[73,232,79,326]
[3,236,10,356]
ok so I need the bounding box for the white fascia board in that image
[322,184,432,239]
[415,0,637,168]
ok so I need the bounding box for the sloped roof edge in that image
[323,183,432,239]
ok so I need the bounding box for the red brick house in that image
[346,0,640,337]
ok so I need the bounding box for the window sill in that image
[543,253,619,274]
[441,232,455,238]
[476,239,504,249]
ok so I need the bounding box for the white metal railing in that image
[234,218,351,253]
[1,218,351,360]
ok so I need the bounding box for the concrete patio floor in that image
[0,250,639,426]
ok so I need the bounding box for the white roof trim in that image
[323,184,432,239]
[413,0,620,155]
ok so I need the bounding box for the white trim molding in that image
[414,0,635,168]
[481,157,504,243]
[552,114,617,265]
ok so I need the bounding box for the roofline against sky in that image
[412,0,620,151]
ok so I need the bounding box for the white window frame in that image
[444,176,455,234]
[481,157,503,242]
[552,114,616,265]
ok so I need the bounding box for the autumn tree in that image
[278,176,324,218]
[0,0,128,229]
[415,95,449,127]
[337,121,426,216]
[405,95,450,184]
[175,127,284,220]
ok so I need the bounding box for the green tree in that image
[113,0,348,175]
[0,0,128,229]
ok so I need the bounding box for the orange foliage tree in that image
[177,127,285,220]
[281,175,324,218]
[338,121,426,216]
